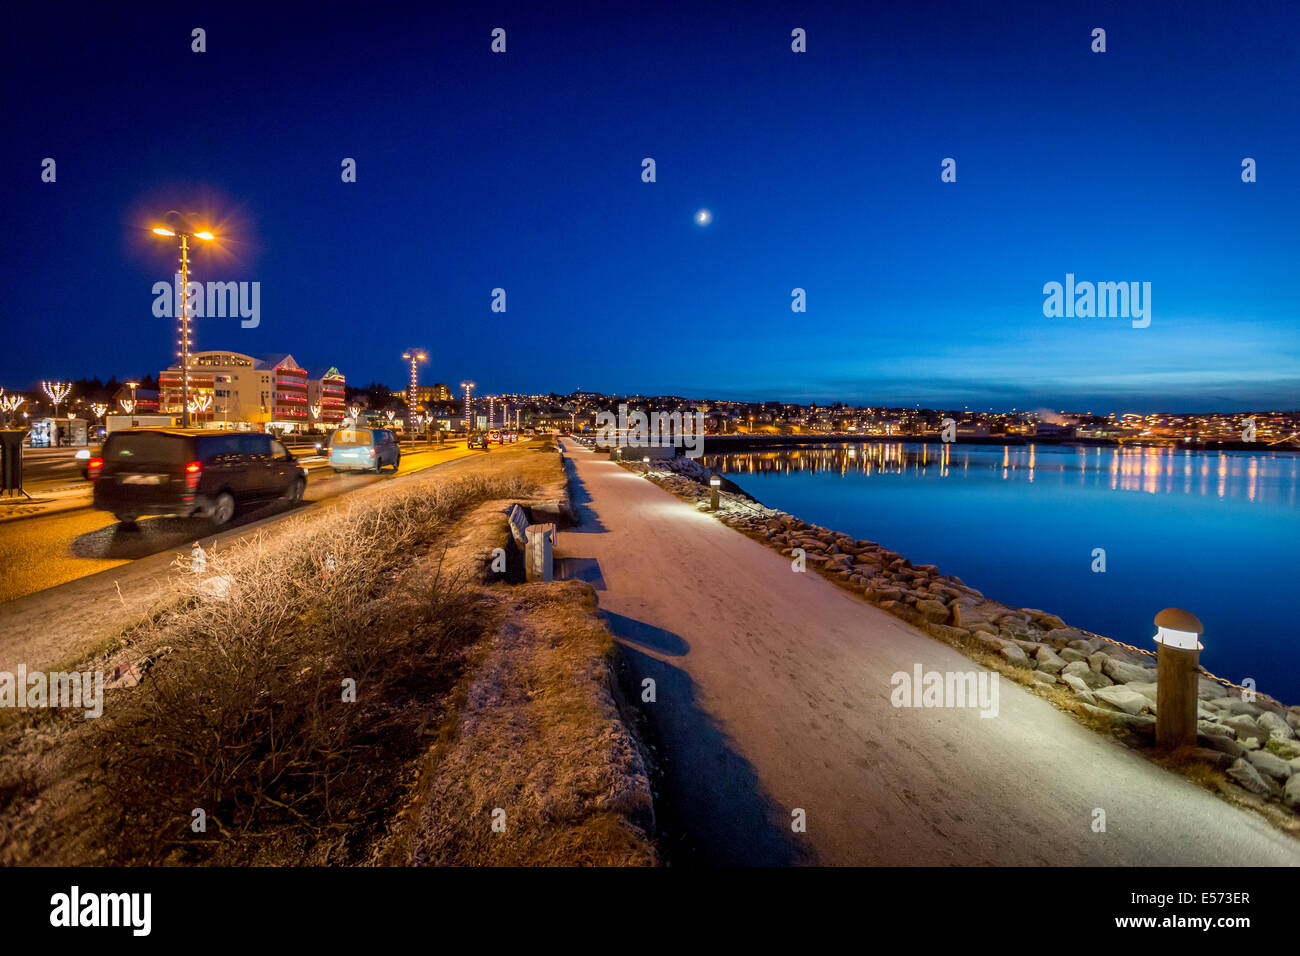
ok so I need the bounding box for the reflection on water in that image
[703,443,1298,507]
[703,442,1300,701]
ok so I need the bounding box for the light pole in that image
[402,349,427,440]
[152,217,215,427]
[461,381,475,431]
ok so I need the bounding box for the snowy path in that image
[557,440,1300,866]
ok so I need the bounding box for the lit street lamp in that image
[152,216,216,427]
[401,349,427,438]
[461,381,475,431]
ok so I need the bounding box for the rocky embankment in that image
[630,453,1300,819]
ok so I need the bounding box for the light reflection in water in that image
[702,443,1295,506]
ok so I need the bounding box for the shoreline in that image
[599,445,1300,825]
[700,433,1300,454]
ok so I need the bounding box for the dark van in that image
[90,429,308,526]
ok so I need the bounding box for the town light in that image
[710,475,721,510]
[152,214,217,426]
[42,381,72,418]
[402,349,427,437]
[461,382,475,431]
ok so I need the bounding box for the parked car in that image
[89,429,307,526]
[328,427,400,473]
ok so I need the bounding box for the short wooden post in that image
[1153,607,1203,750]
[709,475,720,510]
[525,523,555,582]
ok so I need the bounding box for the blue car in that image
[328,427,400,473]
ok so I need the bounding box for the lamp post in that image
[402,349,427,440]
[710,475,721,511]
[1153,608,1204,750]
[461,382,475,431]
[152,216,216,427]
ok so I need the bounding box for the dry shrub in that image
[89,473,535,864]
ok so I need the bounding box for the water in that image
[703,442,1300,703]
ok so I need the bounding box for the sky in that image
[2,0,1298,412]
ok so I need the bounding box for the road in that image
[556,439,1300,866]
[0,441,478,670]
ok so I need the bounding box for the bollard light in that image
[1153,607,1204,750]
[709,475,721,511]
[642,455,650,475]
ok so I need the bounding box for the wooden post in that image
[1153,607,1204,751]
[709,476,720,511]
[525,523,555,582]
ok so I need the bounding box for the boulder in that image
[1285,775,1300,812]
[1061,674,1097,702]
[1022,608,1067,630]
[1101,656,1158,685]
[1034,646,1067,676]
[1246,749,1293,782]
[1058,648,1089,664]
[915,599,950,624]
[1029,670,1058,687]
[1226,759,1273,796]
[1081,703,1155,736]
[999,645,1030,668]
[1197,678,1229,699]
[1257,711,1296,741]
[1067,637,1104,654]
[1197,719,1235,739]
[1086,651,1109,674]
[1198,733,1246,758]
[1044,627,1087,647]
[1185,748,1236,771]
[1224,714,1263,741]
[1125,682,1159,707]
[1265,738,1300,761]
[1095,686,1153,716]
[1062,660,1112,689]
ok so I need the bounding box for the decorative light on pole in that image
[488,396,496,433]
[119,398,136,415]
[42,381,72,418]
[0,394,25,426]
[347,404,361,424]
[152,217,216,427]
[461,382,475,431]
[91,403,108,421]
[401,349,427,437]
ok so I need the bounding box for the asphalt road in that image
[557,439,1300,866]
[0,442,473,607]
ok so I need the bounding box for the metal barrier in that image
[0,429,31,499]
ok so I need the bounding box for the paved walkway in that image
[557,440,1300,865]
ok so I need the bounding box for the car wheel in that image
[331,466,340,473]
[392,455,400,472]
[285,477,305,502]
[211,491,236,526]
[114,515,138,529]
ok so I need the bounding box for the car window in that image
[331,428,373,447]
[270,440,288,458]
[238,434,269,457]
[198,434,238,460]
[103,432,191,465]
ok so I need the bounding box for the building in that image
[394,383,452,404]
[110,386,159,413]
[307,367,347,426]
[159,351,334,431]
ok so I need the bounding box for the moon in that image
[694,208,712,226]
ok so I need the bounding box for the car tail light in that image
[185,460,202,490]
[368,448,376,458]
[87,457,103,481]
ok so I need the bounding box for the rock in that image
[1086,651,1109,674]
[1101,656,1158,685]
[1067,637,1103,654]
[1058,648,1089,664]
[1197,678,1229,699]
[1246,749,1293,782]
[1061,674,1097,701]
[1257,711,1296,740]
[1227,758,1273,796]
[1125,682,1159,707]
[1034,647,1067,676]
[999,645,1030,668]
[1094,686,1153,716]
[1044,627,1086,647]
[1029,670,1058,686]
[868,587,904,603]
[1224,714,1263,741]
[1285,775,1300,811]
[1208,697,1260,717]
[1023,608,1067,630]
[1081,703,1155,735]
[1198,733,1245,758]
[1197,720,1235,739]
[1062,660,1112,689]
[1185,748,1237,771]
[1265,738,1300,761]
[915,599,950,624]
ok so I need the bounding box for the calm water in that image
[703,443,1300,702]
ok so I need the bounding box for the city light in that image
[401,349,427,435]
[151,216,216,426]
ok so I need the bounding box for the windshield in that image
[102,432,191,465]
[330,428,373,447]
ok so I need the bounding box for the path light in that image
[710,475,721,511]
[642,455,650,476]
[1153,607,1204,750]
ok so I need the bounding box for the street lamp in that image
[152,215,216,427]
[401,349,427,438]
[461,381,475,431]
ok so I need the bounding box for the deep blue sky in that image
[3,0,1297,411]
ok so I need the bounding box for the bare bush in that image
[91,473,535,863]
